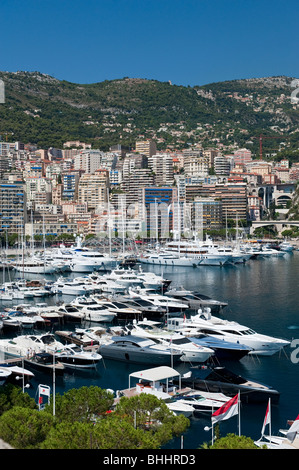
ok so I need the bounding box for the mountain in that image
[0,71,298,155]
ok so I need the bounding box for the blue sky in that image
[0,0,298,86]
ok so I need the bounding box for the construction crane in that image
[254,134,284,160]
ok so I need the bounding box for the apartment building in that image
[78,169,109,210]
[141,186,177,239]
[148,153,174,186]
[0,181,27,234]
[74,150,106,174]
[183,149,209,177]
[135,139,157,158]
[25,177,52,202]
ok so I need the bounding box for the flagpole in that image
[238,391,241,436]
[211,405,214,445]
[269,398,271,443]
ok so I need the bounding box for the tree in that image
[114,393,190,446]
[41,414,158,449]
[0,406,54,449]
[0,384,37,415]
[205,433,258,449]
[43,386,114,424]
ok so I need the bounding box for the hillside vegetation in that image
[0,71,298,154]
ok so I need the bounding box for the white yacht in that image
[279,241,294,252]
[124,319,214,363]
[86,274,128,294]
[52,277,95,296]
[71,296,116,322]
[163,236,232,266]
[183,308,290,356]
[128,289,189,314]
[53,344,102,369]
[49,237,117,272]
[13,256,58,274]
[0,333,64,358]
[104,268,144,288]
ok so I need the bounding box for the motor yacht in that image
[124,319,214,363]
[183,308,290,356]
[71,297,116,322]
[98,335,183,366]
[55,303,86,322]
[171,390,232,415]
[52,277,95,296]
[165,317,252,361]
[0,333,64,358]
[165,287,228,313]
[53,344,102,369]
[91,296,143,320]
[128,289,189,315]
[13,256,59,274]
[179,365,280,404]
[52,237,118,272]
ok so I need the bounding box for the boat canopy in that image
[129,366,181,389]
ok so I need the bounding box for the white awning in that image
[129,366,181,388]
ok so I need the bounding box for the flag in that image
[39,385,50,397]
[286,414,299,443]
[261,399,271,436]
[211,393,239,425]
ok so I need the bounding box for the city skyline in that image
[0,0,298,87]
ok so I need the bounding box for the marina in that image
[0,243,298,448]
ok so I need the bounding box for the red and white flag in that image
[261,399,271,436]
[211,393,239,425]
[286,414,299,443]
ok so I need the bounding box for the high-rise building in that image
[135,139,157,158]
[148,153,174,186]
[0,181,27,235]
[78,169,109,210]
[74,150,106,174]
[141,186,177,239]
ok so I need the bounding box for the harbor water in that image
[1,250,299,449]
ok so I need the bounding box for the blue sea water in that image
[1,251,299,449]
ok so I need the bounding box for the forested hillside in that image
[0,71,298,156]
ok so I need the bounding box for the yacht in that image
[124,319,214,363]
[113,294,165,320]
[53,344,102,369]
[55,304,86,322]
[165,317,252,361]
[0,333,64,358]
[104,268,144,288]
[179,365,280,404]
[260,246,286,257]
[182,308,290,356]
[171,390,232,415]
[165,287,228,313]
[91,295,143,319]
[128,289,189,315]
[52,277,95,296]
[162,236,232,266]
[135,266,171,291]
[139,251,201,267]
[279,241,294,252]
[71,297,116,322]
[86,274,127,294]
[49,237,117,272]
[13,256,58,274]
[98,335,183,366]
